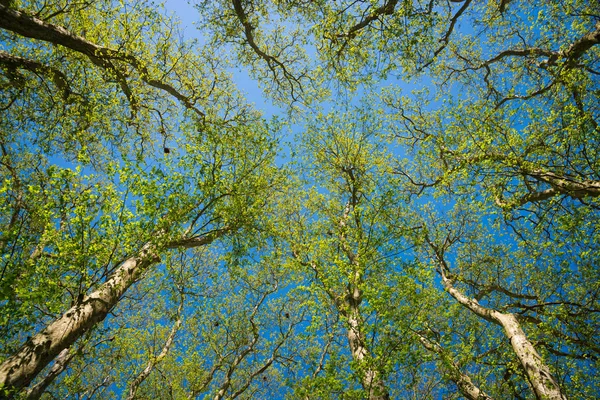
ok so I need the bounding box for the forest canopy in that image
[1,0,599,399]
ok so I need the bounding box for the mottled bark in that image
[23,347,75,400]
[0,231,222,395]
[337,201,390,400]
[427,239,568,400]
[560,21,600,62]
[496,170,600,208]
[345,300,390,400]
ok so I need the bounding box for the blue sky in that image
[163,0,276,118]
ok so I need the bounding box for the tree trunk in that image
[443,285,566,399]
[0,233,222,395]
[495,313,567,400]
[23,347,75,400]
[427,240,568,400]
[345,288,390,400]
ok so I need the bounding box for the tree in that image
[1,1,281,396]
[0,123,280,395]
[286,107,400,399]
[1,0,598,399]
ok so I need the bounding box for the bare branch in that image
[478,21,600,70]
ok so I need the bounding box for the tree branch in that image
[415,330,494,400]
[419,0,473,71]
[478,21,600,69]
[0,49,71,99]
[0,229,225,394]
[0,4,206,120]
[230,0,303,102]
[126,296,184,400]
[424,236,567,400]
[23,347,75,400]
[341,0,399,40]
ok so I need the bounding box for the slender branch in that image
[419,0,473,70]
[126,297,184,400]
[496,170,600,208]
[463,280,538,302]
[230,0,303,101]
[229,315,297,399]
[213,285,276,400]
[477,21,600,70]
[415,331,494,400]
[340,0,399,40]
[23,347,75,400]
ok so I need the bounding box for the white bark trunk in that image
[495,313,567,400]
[430,244,567,400]
[0,244,158,392]
[345,297,389,400]
[0,232,222,395]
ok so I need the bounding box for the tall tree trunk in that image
[0,232,223,396]
[344,285,390,400]
[426,239,568,400]
[346,313,390,400]
[337,198,390,400]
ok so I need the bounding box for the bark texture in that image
[345,298,390,400]
[337,201,390,400]
[0,232,220,395]
[23,347,75,400]
[427,239,568,400]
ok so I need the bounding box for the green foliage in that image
[1,0,598,399]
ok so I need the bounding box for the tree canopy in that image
[1,0,598,399]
